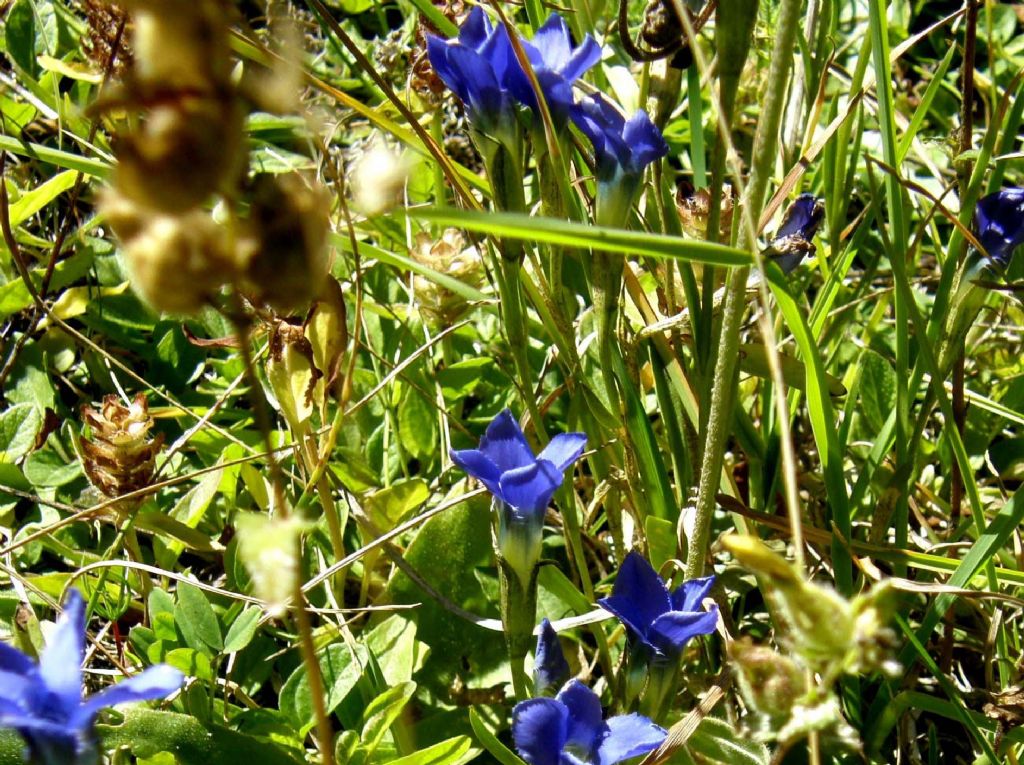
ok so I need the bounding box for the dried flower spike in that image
[80,393,163,499]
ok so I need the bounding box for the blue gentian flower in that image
[512,680,666,765]
[599,552,718,661]
[570,94,668,225]
[974,187,1024,268]
[534,618,570,696]
[451,410,586,582]
[572,94,668,183]
[427,8,519,137]
[0,591,184,765]
[768,193,825,274]
[506,14,601,123]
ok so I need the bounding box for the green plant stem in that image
[685,0,803,580]
[497,559,538,702]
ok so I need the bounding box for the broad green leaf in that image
[683,716,769,765]
[23,449,82,488]
[97,708,304,765]
[403,209,751,266]
[0,404,42,463]
[175,582,223,653]
[398,389,438,461]
[223,606,262,654]
[387,736,479,765]
[366,614,428,685]
[7,170,77,226]
[359,681,417,761]
[4,0,36,74]
[365,479,430,531]
[860,349,898,434]
[438,358,495,401]
[164,647,214,681]
[280,641,368,736]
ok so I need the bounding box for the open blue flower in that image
[451,409,586,518]
[0,591,184,765]
[506,14,601,124]
[571,94,668,183]
[974,187,1024,268]
[451,410,586,581]
[767,193,825,274]
[427,8,519,136]
[599,552,717,661]
[513,680,666,765]
[534,618,570,696]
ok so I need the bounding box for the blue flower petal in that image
[556,680,604,754]
[0,670,32,706]
[530,15,573,71]
[595,713,667,765]
[775,194,823,241]
[426,36,470,105]
[534,618,570,696]
[976,187,1024,267]
[459,6,492,48]
[670,575,715,612]
[0,641,35,676]
[498,460,564,514]
[444,45,506,123]
[622,110,668,174]
[513,697,569,765]
[599,553,671,642]
[479,409,536,473]
[74,665,184,727]
[561,34,601,83]
[537,432,587,472]
[38,592,85,716]
[449,448,502,496]
[648,608,719,656]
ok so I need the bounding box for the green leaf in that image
[860,349,898,434]
[164,647,214,681]
[280,641,368,736]
[175,582,223,653]
[223,606,262,654]
[7,170,77,226]
[402,209,751,267]
[387,736,479,765]
[0,404,41,463]
[97,708,304,765]
[365,479,430,530]
[4,0,36,74]
[23,449,82,488]
[437,358,495,401]
[469,708,526,765]
[365,614,428,685]
[398,390,438,461]
[360,681,417,760]
[685,716,769,765]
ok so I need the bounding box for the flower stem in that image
[685,0,803,579]
[498,558,538,702]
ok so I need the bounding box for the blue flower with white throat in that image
[450,409,586,583]
[0,591,183,765]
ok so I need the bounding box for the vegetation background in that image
[1,0,1024,763]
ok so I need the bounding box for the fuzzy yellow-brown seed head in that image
[240,173,333,314]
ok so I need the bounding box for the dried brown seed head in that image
[80,393,164,499]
